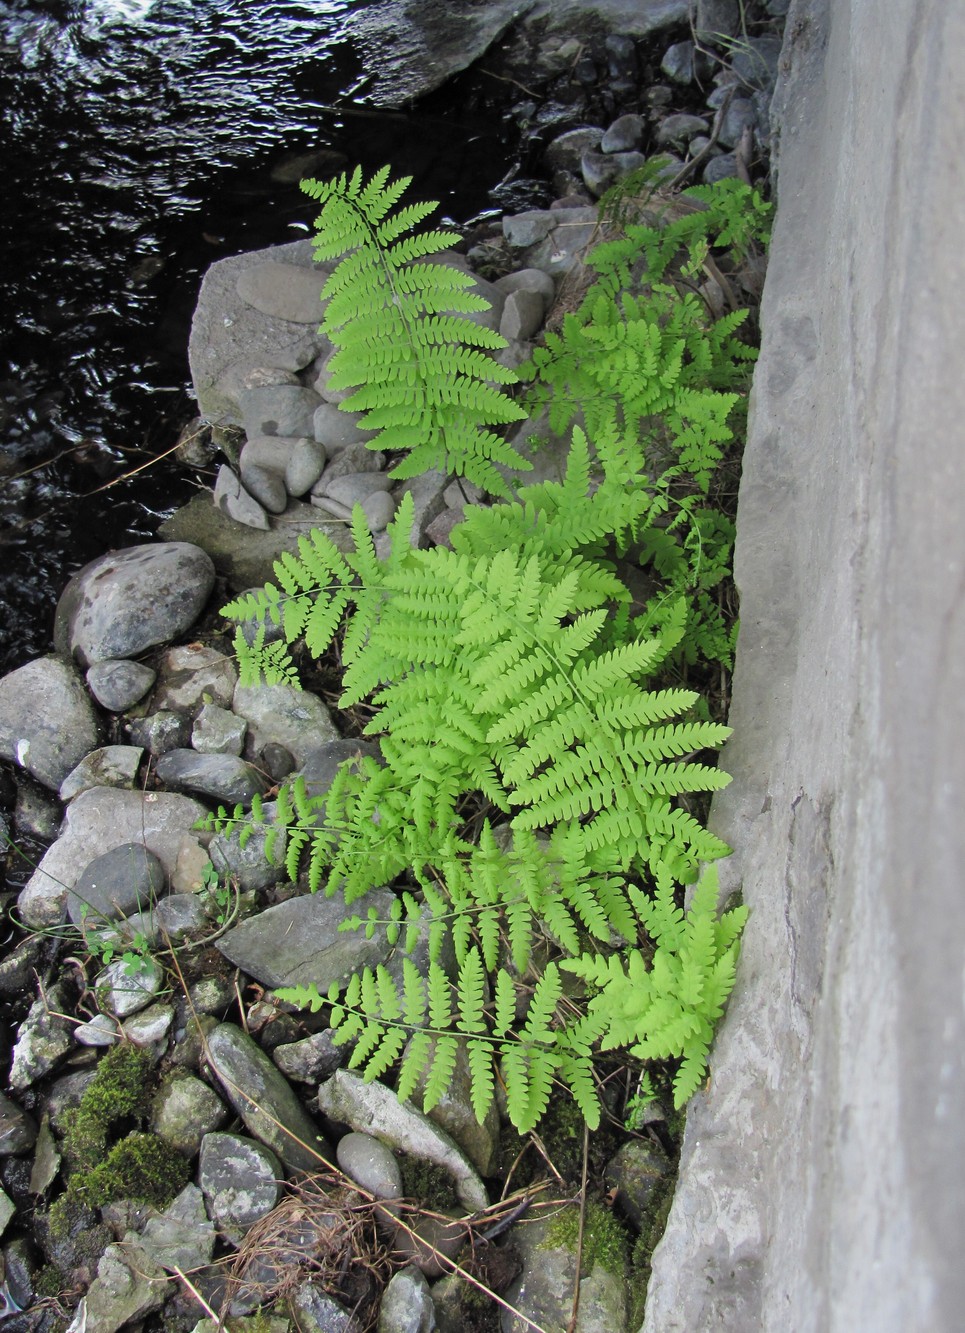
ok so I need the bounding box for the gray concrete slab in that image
[643,1,965,1329]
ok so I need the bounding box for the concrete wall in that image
[644,1,965,1328]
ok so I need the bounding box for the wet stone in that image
[717,97,758,149]
[601,113,646,152]
[0,1092,38,1157]
[155,750,268,805]
[86,659,156,711]
[379,1266,436,1332]
[199,1132,283,1240]
[581,147,648,197]
[67,841,166,927]
[59,745,144,804]
[9,984,74,1091]
[604,1139,672,1229]
[14,779,61,840]
[544,127,603,175]
[661,39,696,84]
[655,113,710,148]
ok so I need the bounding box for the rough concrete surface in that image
[643,1,965,1329]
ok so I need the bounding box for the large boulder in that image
[0,656,100,789]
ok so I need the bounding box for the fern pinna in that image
[302,165,528,497]
[210,169,761,1133]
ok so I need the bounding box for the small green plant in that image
[210,167,768,1135]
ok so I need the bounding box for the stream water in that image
[0,0,528,675]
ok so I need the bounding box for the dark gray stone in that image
[67,841,166,927]
[582,146,649,197]
[379,1267,436,1332]
[273,1029,345,1083]
[86,659,156,711]
[205,1023,332,1172]
[703,152,738,183]
[362,491,398,533]
[601,113,646,153]
[54,542,215,668]
[154,892,208,939]
[337,1131,403,1202]
[717,96,758,149]
[14,779,61,840]
[655,113,710,148]
[0,1091,37,1156]
[209,817,286,893]
[731,35,782,92]
[139,1183,216,1274]
[501,1205,627,1333]
[239,462,288,515]
[320,441,387,479]
[217,888,397,991]
[192,703,246,756]
[0,656,100,790]
[604,1140,671,1230]
[152,1073,228,1157]
[127,710,192,756]
[290,1284,363,1333]
[500,288,544,342]
[694,0,740,41]
[286,437,328,496]
[544,127,604,174]
[232,682,340,767]
[59,745,144,803]
[213,464,270,530]
[503,210,557,249]
[156,750,268,805]
[660,39,695,84]
[152,643,237,713]
[9,983,73,1090]
[313,401,375,450]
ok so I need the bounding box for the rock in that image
[500,288,544,342]
[192,703,247,756]
[286,437,328,496]
[423,508,463,549]
[54,542,216,668]
[75,1013,120,1047]
[321,442,387,479]
[259,742,296,782]
[500,1204,627,1333]
[86,660,157,711]
[213,464,270,530]
[152,1073,228,1157]
[123,1002,174,1050]
[379,1266,436,1332]
[655,113,710,148]
[198,1132,283,1240]
[154,893,208,938]
[695,0,740,40]
[544,127,604,174]
[59,745,144,804]
[18,787,208,929]
[0,1092,37,1156]
[313,401,376,450]
[95,955,164,1017]
[159,492,354,592]
[151,644,238,714]
[208,818,285,893]
[205,1023,332,1172]
[290,1283,364,1333]
[317,1071,487,1213]
[29,1115,61,1194]
[273,1029,345,1083]
[337,1131,403,1202]
[9,984,73,1090]
[492,267,555,307]
[189,239,326,426]
[155,750,268,806]
[660,40,695,84]
[236,261,328,324]
[127,710,192,756]
[232,682,340,767]
[3,1236,36,1311]
[581,147,648,198]
[406,1039,500,1177]
[240,434,296,476]
[503,210,557,249]
[67,842,166,927]
[139,1184,216,1276]
[14,779,61,840]
[189,975,236,1017]
[0,935,49,998]
[603,1140,672,1229]
[242,384,322,439]
[703,152,738,183]
[0,1189,13,1241]
[217,888,398,991]
[731,35,782,91]
[0,656,100,790]
[240,461,288,514]
[518,208,599,280]
[361,491,398,533]
[318,470,394,508]
[601,113,646,153]
[717,96,758,149]
[393,1211,466,1281]
[392,470,449,545]
[81,1235,170,1333]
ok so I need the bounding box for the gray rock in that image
[0,1189,13,1241]
[279,739,380,808]
[18,787,207,929]
[286,437,328,496]
[604,1140,672,1230]
[492,267,555,307]
[312,345,356,404]
[392,470,449,545]
[205,1023,332,1172]
[156,750,268,805]
[59,745,144,803]
[242,384,322,438]
[313,401,376,450]
[544,127,604,174]
[209,818,285,893]
[317,1071,487,1212]
[75,1013,120,1047]
[86,659,157,711]
[189,239,326,426]
[405,1039,500,1177]
[198,1132,283,1239]
[54,542,215,668]
[240,461,288,514]
[259,741,296,782]
[717,96,758,149]
[217,888,398,991]
[731,35,782,91]
[95,954,164,1017]
[189,975,237,1017]
[500,288,545,342]
[500,1205,627,1333]
[159,491,355,592]
[379,1266,436,1332]
[601,113,646,153]
[213,464,271,530]
[519,207,599,279]
[14,779,61,840]
[423,508,463,550]
[321,442,388,479]
[337,1131,403,1201]
[236,261,328,324]
[703,152,738,183]
[67,841,167,927]
[192,703,247,756]
[127,710,192,755]
[139,1183,216,1273]
[0,656,100,790]
[232,682,340,767]
[240,434,296,476]
[273,1029,345,1083]
[122,1002,174,1050]
[655,113,710,148]
[0,1091,38,1156]
[290,1283,364,1333]
[362,490,399,533]
[694,0,740,40]
[152,1072,228,1157]
[503,210,557,249]
[154,893,208,939]
[81,1236,170,1333]
[393,1212,466,1281]
[9,983,74,1090]
[319,470,394,507]
[660,39,695,84]
[581,147,648,198]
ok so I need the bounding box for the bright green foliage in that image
[213,171,765,1135]
[565,865,748,1108]
[302,165,529,496]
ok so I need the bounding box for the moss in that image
[70,1131,189,1211]
[61,1043,154,1170]
[544,1198,628,1278]
[398,1156,460,1213]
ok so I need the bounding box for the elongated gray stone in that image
[0,656,100,789]
[155,750,267,805]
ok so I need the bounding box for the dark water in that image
[0,0,529,674]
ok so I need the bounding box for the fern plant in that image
[208,169,765,1134]
[302,165,529,497]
